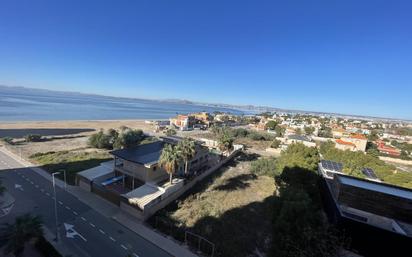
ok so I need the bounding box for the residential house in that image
[335,134,368,152]
[169,115,195,131]
[376,140,401,157]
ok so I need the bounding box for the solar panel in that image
[321,160,343,172]
[362,168,378,180]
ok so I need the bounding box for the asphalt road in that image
[0,150,172,257]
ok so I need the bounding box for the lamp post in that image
[52,172,60,242]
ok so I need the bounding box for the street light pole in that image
[52,172,60,242]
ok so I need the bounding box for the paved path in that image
[0,148,172,257]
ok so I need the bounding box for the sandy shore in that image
[0,119,155,132]
[0,120,157,158]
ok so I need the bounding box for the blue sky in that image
[0,0,411,119]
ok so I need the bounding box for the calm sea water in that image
[0,87,246,121]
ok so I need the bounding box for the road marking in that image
[89,223,96,228]
[30,181,34,184]
[46,193,50,196]
[133,253,139,257]
[65,206,71,210]
[81,217,86,221]
[14,184,24,191]
[73,211,78,215]
[109,236,116,242]
[40,189,44,192]
[99,229,106,235]
[58,201,63,205]
[35,185,39,188]
[120,244,127,250]
[64,223,87,242]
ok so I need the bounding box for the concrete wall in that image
[139,148,242,220]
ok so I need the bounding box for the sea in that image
[0,86,247,121]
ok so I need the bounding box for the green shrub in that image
[164,128,177,136]
[24,134,42,142]
[250,157,278,177]
[270,139,281,149]
[2,137,14,144]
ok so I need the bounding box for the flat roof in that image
[338,175,412,200]
[77,161,114,181]
[110,141,165,166]
[124,183,164,209]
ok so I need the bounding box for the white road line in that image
[120,244,127,250]
[133,253,139,257]
[99,229,106,235]
[46,193,50,196]
[73,211,78,215]
[109,236,116,242]
[58,201,63,205]
[65,206,71,210]
[30,181,34,184]
[40,189,44,192]
[81,217,86,221]
[90,223,96,228]
[35,185,39,188]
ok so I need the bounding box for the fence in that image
[152,217,215,257]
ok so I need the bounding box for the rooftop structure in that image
[327,174,412,237]
[110,141,165,168]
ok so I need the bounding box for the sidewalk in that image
[0,146,198,257]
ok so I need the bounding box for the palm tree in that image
[1,214,43,256]
[159,144,181,184]
[177,138,196,175]
[217,133,234,155]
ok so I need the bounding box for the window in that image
[153,166,157,171]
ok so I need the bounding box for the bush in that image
[2,137,14,144]
[250,157,278,177]
[24,134,42,142]
[164,128,177,136]
[114,129,144,149]
[270,139,281,149]
[88,130,112,149]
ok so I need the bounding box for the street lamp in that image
[52,172,60,242]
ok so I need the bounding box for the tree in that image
[159,144,181,184]
[114,129,144,149]
[177,138,196,175]
[88,130,112,149]
[270,139,281,149]
[368,130,379,141]
[217,132,234,154]
[266,120,278,131]
[275,126,286,137]
[1,214,44,257]
[304,126,315,136]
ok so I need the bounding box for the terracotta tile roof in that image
[350,133,367,140]
[336,139,356,146]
